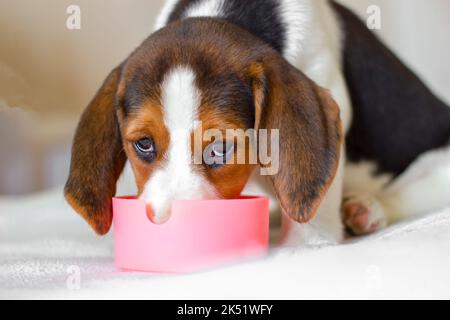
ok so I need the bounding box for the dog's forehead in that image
[119,54,255,128]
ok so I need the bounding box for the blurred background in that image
[0,0,449,195]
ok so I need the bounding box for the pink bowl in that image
[112,196,269,273]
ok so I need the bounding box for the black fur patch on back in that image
[332,1,450,176]
[167,0,286,53]
[220,0,286,53]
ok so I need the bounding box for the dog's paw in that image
[342,195,387,236]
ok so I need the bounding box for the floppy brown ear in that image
[64,67,127,235]
[249,57,343,223]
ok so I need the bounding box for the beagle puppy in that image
[65,0,450,246]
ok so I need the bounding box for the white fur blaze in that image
[140,67,217,223]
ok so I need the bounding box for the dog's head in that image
[64,18,342,235]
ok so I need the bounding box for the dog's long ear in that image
[64,67,127,235]
[249,57,343,223]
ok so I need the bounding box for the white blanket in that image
[1,189,449,300]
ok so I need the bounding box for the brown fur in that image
[119,102,170,195]
[197,107,257,198]
[64,67,127,235]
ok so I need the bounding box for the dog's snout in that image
[146,203,172,224]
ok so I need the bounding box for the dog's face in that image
[65,19,343,235]
[119,64,258,224]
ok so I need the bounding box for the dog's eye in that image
[134,138,156,162]
[203,141,234,169]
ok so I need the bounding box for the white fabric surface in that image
[1,189,449,300]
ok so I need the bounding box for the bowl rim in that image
[113,195,268,205]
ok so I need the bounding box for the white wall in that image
[0,0,165,114]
